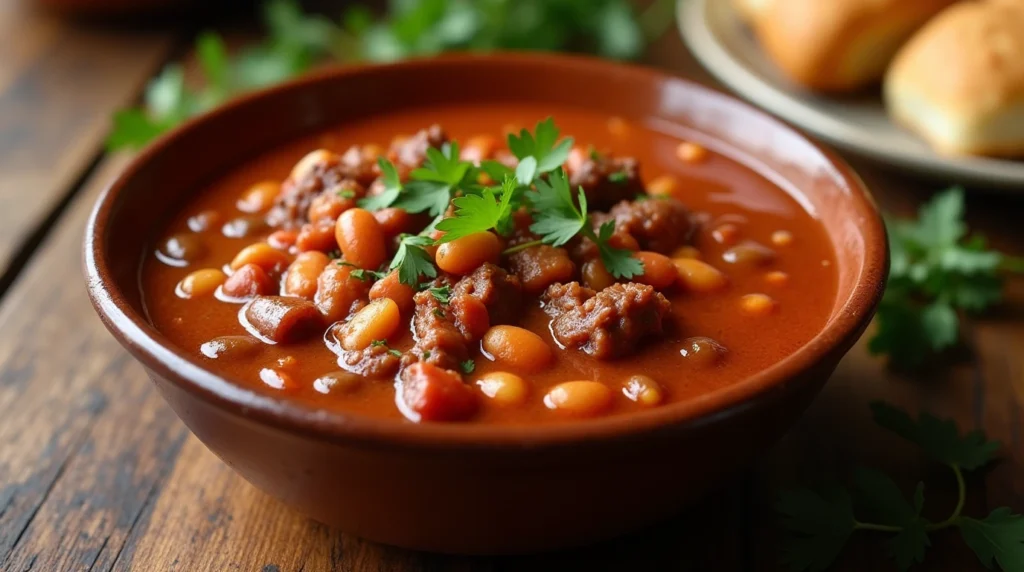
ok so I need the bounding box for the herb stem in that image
[853,521,904,533]
[926,464,966,531]
[502,240,544,255]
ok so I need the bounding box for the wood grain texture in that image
[0,0,173,284]
[0,156,189,572]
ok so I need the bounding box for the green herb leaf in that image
[359,158,403,211]
[870,187,1023,368]
[371,339,387,348]
[394,143,475,217]
[196,32,230,94]
[528,169,588,246]
[428,285,451,304]
[514,156,538,186]
[480,159,515,183]
[776,486,856,572]
[435,177,517,242]
[460,359,475,374]
[594,220,643,279]
[959,508,1024,571]
[106,110,172,151]
[390,234,437,286]
[870,401,1000,470]
[388,348,403,358]
[853,468,930,571]
[508,117,574,174]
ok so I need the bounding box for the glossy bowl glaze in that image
[84,53,887,554]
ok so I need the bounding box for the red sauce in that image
[142,102,838,425]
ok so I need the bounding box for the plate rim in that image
[677,0,1024,190]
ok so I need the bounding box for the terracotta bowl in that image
[84,53,887,554]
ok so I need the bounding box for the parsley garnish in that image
[370,339,387,348]
[422,350,431,360]
[394,143,476,218]
[350,268,385,282]
[358,157,402,211]
[869,188,1024,369]
[390,234,437,286]
[777,402,1020,572]
[432,308,445,319]
[608,170,628,183]
[387,348,402,358]
[507,117,575,177]
[434,177,517,242]
[460,359,475,374]
[525,169,642,279]
[428,285,451,305]
[337,188,356,199]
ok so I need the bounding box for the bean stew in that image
[142,103,838,424]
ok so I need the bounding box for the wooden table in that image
[1,4,1021,571]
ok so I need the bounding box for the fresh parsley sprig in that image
[520,169,643,279]
[777,402,1021,572]
[434,177,518,242]
[869,188,1024,369]
[358,157,403,211]
[390,234,437,286]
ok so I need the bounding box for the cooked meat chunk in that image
[336,342,401,378]
[390,124,449,170]
[508,245,576,295]
[451,263,523,325]
[243,296,323,344]
[399,362,477,422]
[267,149,364,229]
[566,151,643,211]
[338,145,381,187]
[542,281,597,316]
[545,282,671,359]
[609,197,694,254]
[405,290,470,372]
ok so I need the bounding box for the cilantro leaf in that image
[528,169,588,246]
[776,486,856,572]
[106,109,172,151]
[960,508,1024,571]
[853,468,930,571]
[434,177,517,242]
[870,401,1000,470]
[508,117,574,174]
[390,234,437,286]
[460,359,475,374]
[515,156,538,186]
[359,158,403,211]
[196,32,230,95]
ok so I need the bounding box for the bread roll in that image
[885,1,1024,157]
[732,0,774,23]
[753,0,955,92]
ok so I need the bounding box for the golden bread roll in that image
[732,0,774,23]
[885,1,1024,157]
[753,0,955,92]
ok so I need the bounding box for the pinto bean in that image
[335,208,386,270]
[283,251,330,299]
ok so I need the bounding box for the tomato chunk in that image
[399,362,478,422]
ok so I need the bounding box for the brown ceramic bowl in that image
[84,53,887,554]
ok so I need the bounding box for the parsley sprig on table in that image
[777,402,1022,572]
[869,188,1024,369]
[107,0,672,150]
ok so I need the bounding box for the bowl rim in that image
[84,51,888,450]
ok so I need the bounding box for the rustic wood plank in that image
[0,156,189,571]
[0,1,174,283]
